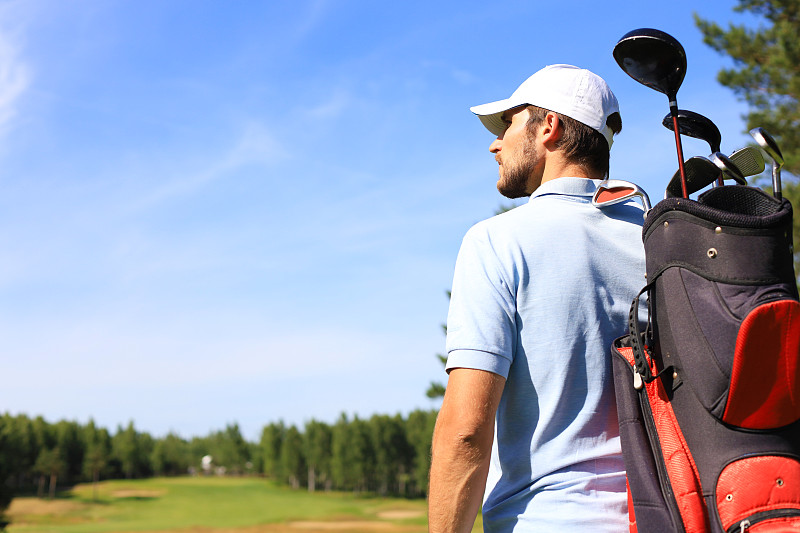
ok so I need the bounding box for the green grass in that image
[5,477,483,533]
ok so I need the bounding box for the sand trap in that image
[7,498,86,515]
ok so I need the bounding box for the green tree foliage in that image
[405,410,438,496]
[207,424,251,475]
[150,433,190,477]
[280,425,306,489]
[369,414,412,496]
[0,409,437,516]
[330,414,354,490]
[303,420,332,492]
[696,1,800,276]
[0,416,28,528]
[33,448,64,499]
[330,414,377,493]
[259,421,285,479]
[55,421,84,485]
[111,421,153,479]
[82,419,111,501]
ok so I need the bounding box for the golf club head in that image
[728,146,765,177]
[749,127,784,167]
[749,127,783,200]
[592,179,651,217]
[665,156,719,198]
[711,152,746,184]
[613,28,687,99]
[661,109,721,153]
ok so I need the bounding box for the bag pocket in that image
[716,455,800,532]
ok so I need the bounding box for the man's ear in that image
[540,112,562,146]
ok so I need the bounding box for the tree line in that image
[0,410,438,527]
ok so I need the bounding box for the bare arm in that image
[428,367,506,533]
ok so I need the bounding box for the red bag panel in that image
[627,476,637,533]
[619,347,708,532]
[725,300,800,429]
[716,456,800,531]
[748,517,800,531]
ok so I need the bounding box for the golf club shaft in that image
[671,113,688,197]
[773,163,782,200]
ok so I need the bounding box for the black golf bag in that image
[611,184,800,532]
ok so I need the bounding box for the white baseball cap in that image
[470,64,620,148]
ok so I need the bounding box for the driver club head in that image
[615,28,689,196]
[664,156,719,198]
[613,28,687,99]
[661,109,721,153]
[592,179,651,218]
[728,146,765,178]
[711,152,746,184]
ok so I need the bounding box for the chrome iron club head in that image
[711,152,746,185]
[749,127,784,199]
[592,179,651,218]
[728,146,765,178]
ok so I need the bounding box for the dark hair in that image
[525,106,622,177]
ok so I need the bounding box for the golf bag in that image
[611,184,800,532]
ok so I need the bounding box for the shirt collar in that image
[528,177,601,203]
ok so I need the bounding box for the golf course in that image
[4,476,482,533]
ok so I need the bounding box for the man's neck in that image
[540,155,600,185]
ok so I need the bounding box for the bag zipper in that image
[635,365,686,533]
[726,508,800,533]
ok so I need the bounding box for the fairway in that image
[5,477,483,533]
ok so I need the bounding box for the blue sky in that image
[0,0,760,440]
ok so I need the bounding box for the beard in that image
[496,135,541,199]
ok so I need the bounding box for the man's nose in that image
[489,138,502,153]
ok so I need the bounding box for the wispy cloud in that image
[305,88,351,119]
[0,6,30,138]
[131,121,287,210]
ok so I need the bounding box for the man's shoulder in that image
[463,206,529,244]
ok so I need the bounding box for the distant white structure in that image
[201,455,213,475]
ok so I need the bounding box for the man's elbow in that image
[433,416,494,461]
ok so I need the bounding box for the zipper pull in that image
[634,372,643,390]
[740,519,750,533]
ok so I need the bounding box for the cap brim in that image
[470,98,519,137]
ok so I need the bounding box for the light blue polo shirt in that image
[446,177,646,532]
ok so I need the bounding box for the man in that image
[428,64,646,532]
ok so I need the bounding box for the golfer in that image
[428,65,646,532]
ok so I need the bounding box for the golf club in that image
[664,156,719,198]
[614,28,689,197]
[592,179,651,218]
[662,109,724,186]
[749,127,784,199]
[661,109,721,152]
[728,146,765,179]
[711,152,746,185]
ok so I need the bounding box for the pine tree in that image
[696,0,800,277]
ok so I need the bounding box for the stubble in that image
[496,134,541,199]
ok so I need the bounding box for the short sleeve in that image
[445,224,517,378]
